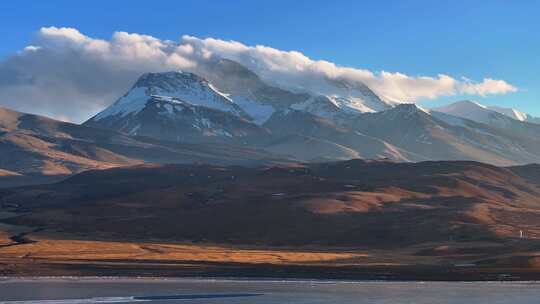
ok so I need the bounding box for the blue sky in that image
[0,0,538,116]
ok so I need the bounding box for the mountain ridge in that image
[2,59,540,184]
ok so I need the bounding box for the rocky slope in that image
[353,104,540,165]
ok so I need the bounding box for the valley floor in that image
[2,227,540,281]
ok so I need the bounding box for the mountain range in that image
[2,58,540,185]
[84,58,540,165]
[3,58,540,279]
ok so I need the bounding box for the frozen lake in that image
[2,278,540,303]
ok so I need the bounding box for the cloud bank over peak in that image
[0,26,517,122]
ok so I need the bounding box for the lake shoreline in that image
[2,276,540,284]
[2,212,540,282]
[3,277,540,303]
[2,258,540,282]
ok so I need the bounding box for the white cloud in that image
[22,45,41,53]
[0,26,517,122]
[459,78,518,96]
[178,35,517,102]
[39,26,89,46]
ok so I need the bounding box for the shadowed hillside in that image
[3,159,540,247]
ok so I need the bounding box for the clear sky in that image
[0,0,538,116]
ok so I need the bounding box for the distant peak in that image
[487,105,529,122]
[450,100,486,108]
[396,103,419,108]
[432,100,490,115]
[393,103,425,112]
[134,70,208,89]
[379,103,429,119]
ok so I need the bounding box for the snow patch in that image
[233,96,275,125]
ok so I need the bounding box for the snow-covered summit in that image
[432,100,502,125]
[90,71,246,122]
[305,78,394,114]
[432,100,540,126]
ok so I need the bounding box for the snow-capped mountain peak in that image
[433,100,540,126]
[313,78,394,114]
[432,100,498,125]
[91,70,246,121]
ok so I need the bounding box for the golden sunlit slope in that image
[3,159,540,246]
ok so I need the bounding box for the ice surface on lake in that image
[2,278,540,303]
